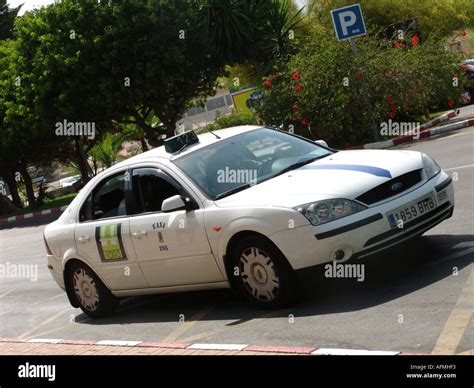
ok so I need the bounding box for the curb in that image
[0,205,68,225]
[348,117,474,150]
[0,337,417,356]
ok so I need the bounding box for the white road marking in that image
[444,164,474,171]
[187,343,248,351]
[28,338,63,344]
[0,289,14,298]
[96,340,142,347]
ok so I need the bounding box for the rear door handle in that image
[132,231,147,238]
[77,235,90,242]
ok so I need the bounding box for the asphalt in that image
[0,126,473,354]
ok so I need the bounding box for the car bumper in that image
[269,172,454,270]
[47,254,65,290]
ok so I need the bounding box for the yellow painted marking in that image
[17,308,71,339]
[180,310,286,343]
[432,268,473,355]
[163,302,217,342]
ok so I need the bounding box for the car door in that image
[74,170,148,291]
[128,166,224,288]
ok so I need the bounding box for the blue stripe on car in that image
[298,164,392,178]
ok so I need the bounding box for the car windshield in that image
[172,127,333,200]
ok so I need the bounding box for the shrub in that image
[255,32,461,148]
[199,112,257,133]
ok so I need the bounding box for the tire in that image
[67,262,118,318]
[228,235,298,309]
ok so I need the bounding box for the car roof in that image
[111,125,265,170]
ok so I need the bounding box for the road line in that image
[162,301,218,342]
[24,320,90,341]
[180,310,288,343]
[17,308,71,339]
[431,268,473,355]
[0,289,14,298]
[444,164,474,171]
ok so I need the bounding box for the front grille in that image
[356,169,422,205]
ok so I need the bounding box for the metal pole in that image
[349,38,381,142]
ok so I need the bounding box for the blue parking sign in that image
[331,4,366,41]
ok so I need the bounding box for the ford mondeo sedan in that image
[44,126,454,317]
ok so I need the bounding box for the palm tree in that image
[199,0,304,66]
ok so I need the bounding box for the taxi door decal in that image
[95,223,128,262]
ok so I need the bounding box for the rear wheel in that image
[228,236,297,309]
[68,262,118,318]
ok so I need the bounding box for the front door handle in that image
[77,235,90,242]
[132,231,147,238]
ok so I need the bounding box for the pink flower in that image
[387,97,394,104]
[301,118,309,125]
[294,84,302,92]
[264,80,272,88]
[292,72,300,80]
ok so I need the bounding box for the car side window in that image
[132,168,180,214]
[79,173,127,222]
[79,194,93,222]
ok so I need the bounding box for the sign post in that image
[331,4,381,142]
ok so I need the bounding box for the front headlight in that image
[294,199,367,226]
[422,153,441,180]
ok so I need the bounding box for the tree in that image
[307,0,474,37]
[0,0,21,40]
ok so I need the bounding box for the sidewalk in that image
[0,341,306,356]
[0,338,412,356]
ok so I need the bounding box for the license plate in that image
[387,196,436,229]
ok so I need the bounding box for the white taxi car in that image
[44,126,454,317]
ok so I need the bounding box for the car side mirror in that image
[161,195,187,212]
[315,140,328,148]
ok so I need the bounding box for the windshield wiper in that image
[213,183,252,200]
[274,155,328,177]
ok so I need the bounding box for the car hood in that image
[214,149,423,208]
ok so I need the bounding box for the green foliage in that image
[255,32,461,148]
[0,0,21,40]
[199,113,257,133]
[200,0,304,67]
[307,0,474,37]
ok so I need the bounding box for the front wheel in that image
[68,262,118,318]
[228,236,298,309]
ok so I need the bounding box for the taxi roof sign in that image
[164,130,199,154]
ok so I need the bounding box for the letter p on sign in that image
[331,4,366,41]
